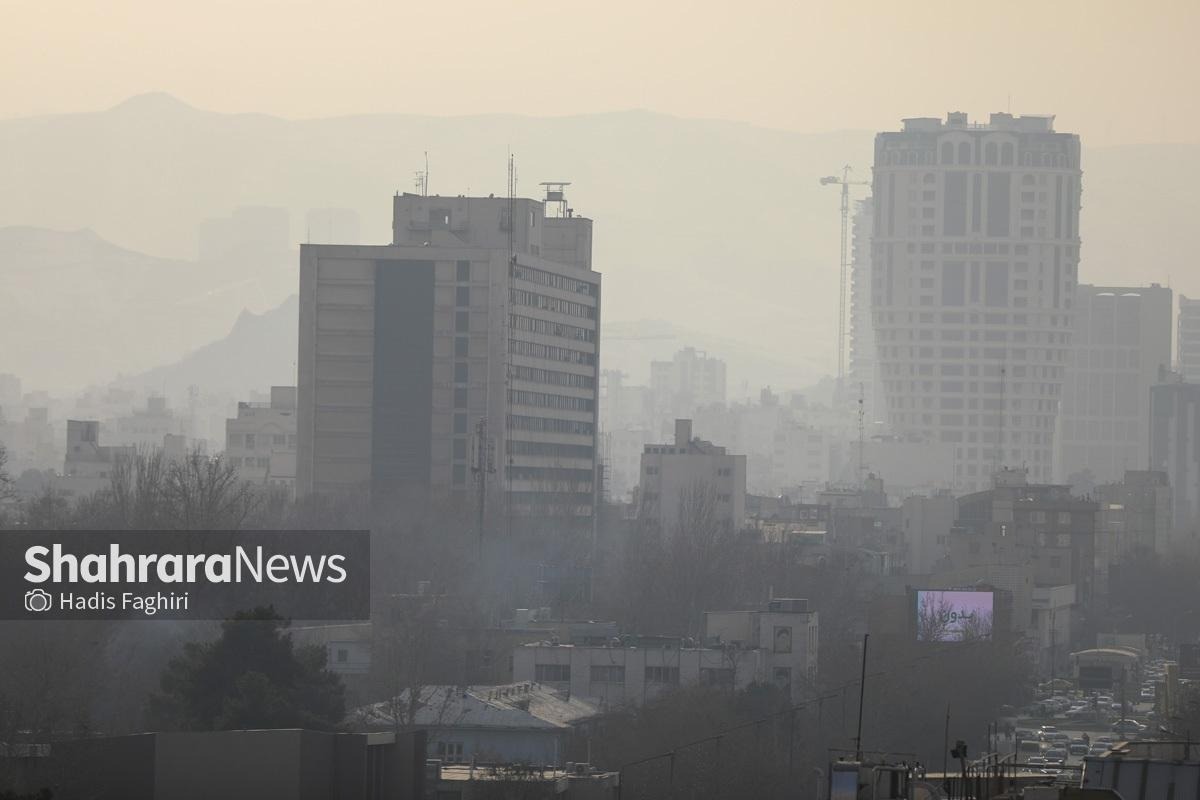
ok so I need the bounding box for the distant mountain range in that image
[113,294,299,400]
[0,94,1196,394]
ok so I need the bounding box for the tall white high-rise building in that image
[871,112,1082,490]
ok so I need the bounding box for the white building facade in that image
[637,419,746,530]
[871,112,1082,490]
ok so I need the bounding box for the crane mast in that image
[820,166,870,404]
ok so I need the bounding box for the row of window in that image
[506,466,595,484]
[533,664,683,684]
[511,364,595,389]
[510,288,596,320]
[507,415,594,435]
[512,263,597,296]
[509,389,595,413]
[510,314,595,342]
[228,433,295,449]
[506,440,595,459]
[509,338,596,366]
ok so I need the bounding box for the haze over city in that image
[2,2,1200,799]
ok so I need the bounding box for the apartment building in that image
[297,190,600,524]
[637,419,746,530]
[871,112,1082,490]
[225,386,298,492]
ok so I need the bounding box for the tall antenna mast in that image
[505,151,516,536]
[994,363,1006,476]
[425,151,430,197]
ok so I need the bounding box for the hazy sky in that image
[3,0,1197,146]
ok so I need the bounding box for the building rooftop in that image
[900,111,1057,133]
[350,683,601,731]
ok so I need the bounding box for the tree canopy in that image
[148,607,344,731]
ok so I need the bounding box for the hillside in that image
[1,95,1196,393]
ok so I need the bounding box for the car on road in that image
[1069,743,1089,756]
[1049,732,1071,744]
[1015,728,1035,740]
[1045,748,1068,763]
[1039,725,1060,741]
[1088,745,1108,757]
[1112,719,1147,735]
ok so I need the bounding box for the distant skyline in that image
[2,0,1197,147]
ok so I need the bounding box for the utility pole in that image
[820,167,870,404]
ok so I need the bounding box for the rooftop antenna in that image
[413,152,429,197]
[539,182,571,218]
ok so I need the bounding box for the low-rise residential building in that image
[112,396,182,450]
[513,599,817,706]
[428,762,618,800]
[57,419,134,498]
[637,419,746,530]
[351,683,600,767]
[225,386,297,492]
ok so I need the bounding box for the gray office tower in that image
[871,112,1082,490]
[1057,284,1172,485]
[297,192,601,527]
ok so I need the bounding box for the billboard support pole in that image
[854,633,869,761]
[942,704,950,796]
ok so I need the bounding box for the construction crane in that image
[820,166,870,403]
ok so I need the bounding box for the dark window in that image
[452,464,466,485]
[456,260,471,281]
[942,261,965,305]
[535,664,570,682]
[987,173,1011,237]
[454,388,467,408]
[590,665,625,683]
[985,263,1010,308]
[455,337,468,357]
[453,439,467,460]
[645,666,680,684]
[944,172,967,236]
[454,362,469,383]
[455,311,469,332]
[454,413,467,434]
[455,286,470,307]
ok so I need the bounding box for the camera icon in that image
[24,588,53,613]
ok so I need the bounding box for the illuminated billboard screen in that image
[915,590,994,642]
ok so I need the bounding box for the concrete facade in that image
[513,600,816,706]
[1149,380,1200,550]
[637,419,746,530]
[871,112,1082,490]
[225,385,298,492]
[1057,285,1172,485]
[1179,295,1200,382]
[297,193,600,522]
[650,347,727,419]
